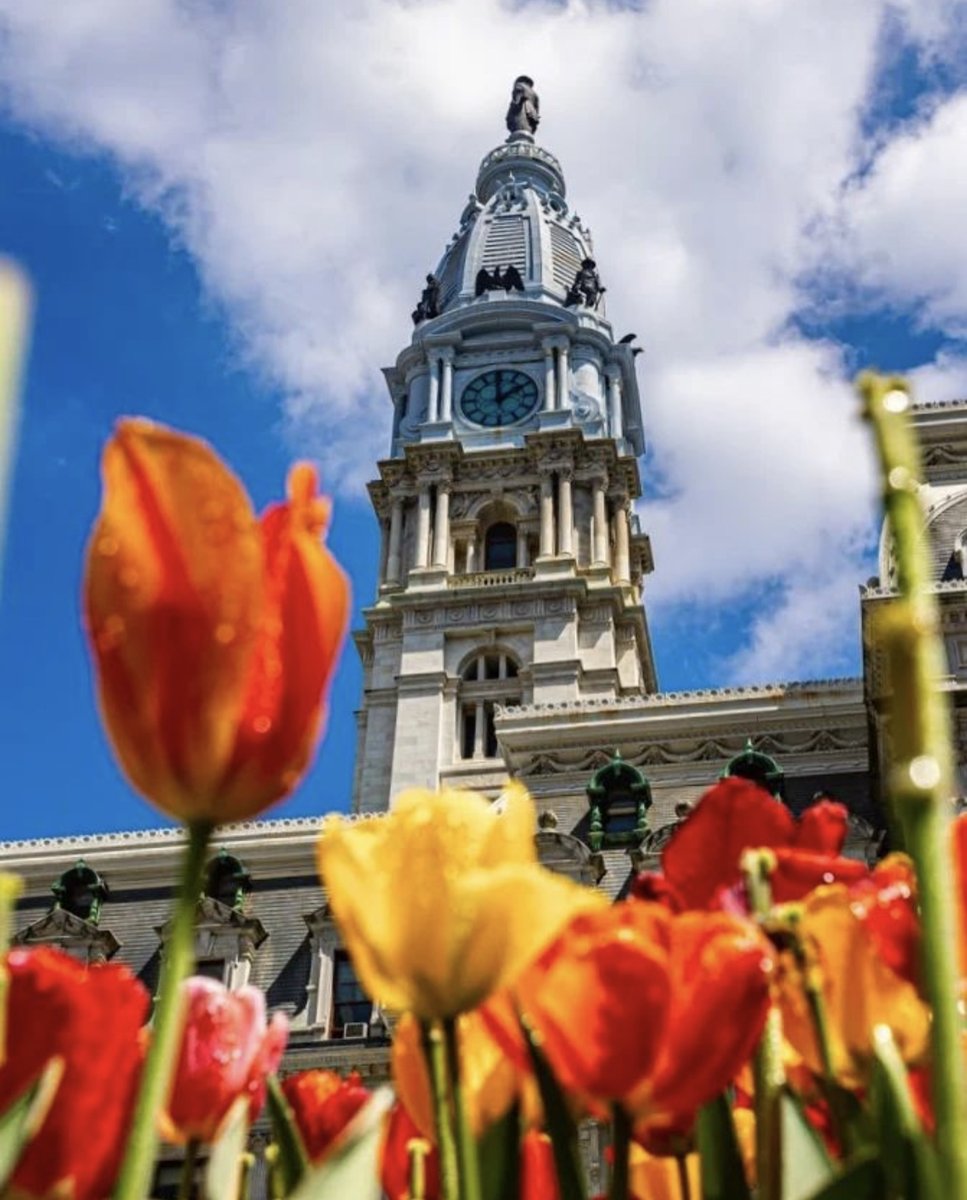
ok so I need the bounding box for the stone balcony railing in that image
[447,567,535,589]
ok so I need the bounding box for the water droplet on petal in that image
[98,536,119,557]
[97,615,126,650]
[253,715,272,734]
[120,566,140,588]
[215,622,236,645]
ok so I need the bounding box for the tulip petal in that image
[644,913,774,1116]
[221,464,350,819]
[85,419,264,820]
[662,779,795,910]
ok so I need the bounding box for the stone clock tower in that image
[352,78,657,812]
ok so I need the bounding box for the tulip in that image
[0,947,149,1200]
[84,418,349,826]
[392,1010,531,1140]
[160,976,288,1143]
[280,1069,370,1163]
[511,902,773,1119]
[657,778,856,909]
[520,1131,560,1200]
[317,783,606,1020]
[774,884,929,1088]
[381,1100,441,1200]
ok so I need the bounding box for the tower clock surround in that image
[459,368,540,427]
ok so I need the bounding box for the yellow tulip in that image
[317,783,605,1020]
[775,884,930,1087]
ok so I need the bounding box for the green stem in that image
[675,1155,692,1200]
[421,1020,461,1200]
[114,821,213,1200]
[443,1017,482,1200]
[609,1105,630,1200]
[742,850,783,1200]
[860,372,967,1196]
[176,1138,200,1200]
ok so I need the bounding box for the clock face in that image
[459,369,539,428]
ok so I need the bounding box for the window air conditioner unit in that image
[342,1021,369,1039]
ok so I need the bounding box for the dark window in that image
[196,959,224,982]
[484,522,516,570]
[484,654,500,680]
[461,706,476,759]
[332,950,370,1036]
[484,702,498,758]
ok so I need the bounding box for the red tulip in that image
[84,419,350,825]
[520,1131,561,1200]
[381,1100,441,1200]
[281,1069,370,1163]
[657,778,855,909]
[0,947,149,1200]
[161,977,288,1143]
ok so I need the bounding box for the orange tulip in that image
[775,884,929,1087]
[511,902,774,1120]
[84,419,349,824]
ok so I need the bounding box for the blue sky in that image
[1,1,966,840]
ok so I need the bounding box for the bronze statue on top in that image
[506,75,540,137]
[475,264,526,296]
[411,273,441,325]
[565,258,606,309]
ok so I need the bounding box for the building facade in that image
[4,78,967,1192]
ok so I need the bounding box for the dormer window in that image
[204,849,253,911]
[723,739,786,799]
[586,752,651,851]
[52,859,109,924]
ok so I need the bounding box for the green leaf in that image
[288,1086,394,1200]
[266,1074,310,1194]
[801,1152,883,1200]
[695,1094,752,1200]
[478,1101,520,1200]
[520,1018,587,1200]
[869,1028,942,1200]
[206,1096,250,1200]
[0,1057,63,1190]
[778,1087,834,1200]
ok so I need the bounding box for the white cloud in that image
[0,0,963,681]
[821,90,967,336]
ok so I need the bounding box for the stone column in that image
[516,526,529,569]
[592,476,609,566]
[607,367,623,441]
[432,484,450,567]
[539,474,555,557]
[613,496,631,582]
[427,355,440,424]
[542,340,556,412]
[386,498,403,584]
[377,518,390,583]
[415,485,431,569]
[473,700,486,759]
[466,531,478,573]
[556,340,570,411]
[557,470,573,556]
[439,348,455,423]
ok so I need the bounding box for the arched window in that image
[484,522,517,570]
[458,650,521,761]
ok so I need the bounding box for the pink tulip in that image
[161,977,288,1143]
